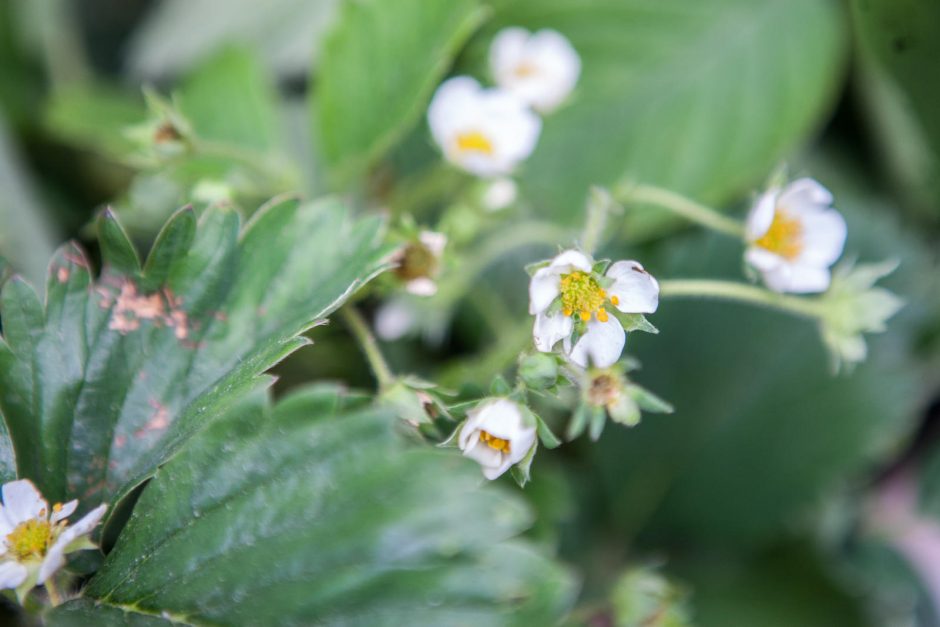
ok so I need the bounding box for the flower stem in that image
[617,183,745,238]
[340,306,395,391]
[45,578,62,607]
[658,279,823,319]
[580,187,617,255]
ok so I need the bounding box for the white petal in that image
[374,300,416,341]
[418,231,447,257]
[37,549,65,584]
[567,318,626,368]
[797,209,847,267]
[605,261,659,314]
[1,480,48,526]
[508,433,537,466]
[490,27,531,79]
[745,189,778,240]
[481,457,514,480]
[427,76,483,148]
[778,177,833,208]
[759,262,831,294]
[528,266,562,314]
[0,561,28,589]
[533,311,574,352]
[51,500,78,523]
[490,27,580,112]
[482,177,518,211]
[405,277,438,296]
[469,398,526,441]
[745,246,784,272]
[67,503,107,539]
[549,249,592,272]
[463,443,505,471]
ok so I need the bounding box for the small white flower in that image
[745,178,847,294]
[375,299,417,341]
[0,479,107,601]
[428,77,541,177]
[481,177,518,211]
[490,27,580,113]
[458,398,536,480]
[529,250,659,368]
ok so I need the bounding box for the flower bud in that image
[518,352,558,390]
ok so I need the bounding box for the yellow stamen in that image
[611,295,620,306]
[6,519,52,560]
[597,308,609,322]
[514,62,538,78]
[560,271,612,323]
[579,311,591,322]
[454,131,494,155]
[479,431,511,453]
[755,208,803,260]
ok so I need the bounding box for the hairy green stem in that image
[45,578,62,607]
[618,183,745,238]
[340,306,394,391]
[659,279,823,319]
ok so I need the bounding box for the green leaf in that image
[46,598,178,626]
[42,83,145,162]
[534,413,562,450]
[83,386,575,625]
[178,47,281,153]
[97,209,142,275]
[467,0,848,227]
[0,198,390,516]
[315,0,486,181]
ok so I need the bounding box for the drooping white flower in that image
[393,230,447,296]
[745,178,847,294]
[490,27,580,113]
[0,479,107,601]
[529,250,659,368]
[458,398,536,480]
[428,77,541,177]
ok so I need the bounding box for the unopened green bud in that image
[519,352,558,390]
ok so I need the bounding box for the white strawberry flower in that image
[490,27,581,113]
[0,479,107,601]
[481,176,518,211]
[428,77,541,177]
[745,178,847,294]
[458,398,537,480]
[529,250,659,368]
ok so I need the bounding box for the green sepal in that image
[510,440,538,488]
[567,404,590,441]
[592,259,611,275]
[608,394,641,427]
[588,405,607,441]
[628,384,674,414]
[490,375,512,396]
[618,312,659,334]
[379,381,434,425]
[524,260,551,277]
[438,420,464,448]
[532,412,562,450]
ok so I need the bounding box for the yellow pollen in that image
[755,208,804,260]
[6,519,52,560]
[597,308,609,322]
[611,295,620,306]
[560,271,608,322]
[514,62,538,78]
[479,430,511,454]
[454,131,494,156]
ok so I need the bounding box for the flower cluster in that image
[0,479,106,601]
[428,28,580,179]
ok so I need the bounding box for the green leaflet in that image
[77,385,575,626]
[0,197,390,520]
[315,0,487,182]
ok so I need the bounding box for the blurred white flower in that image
[481,177,518,211]
[745,178,847,294]
[392,230,447,297]
[0,479,107,601]
[458,398,536,479]
[529,250,659,368]
[374,299,418,341]
[490,27,580,112]
[428,77,541,177]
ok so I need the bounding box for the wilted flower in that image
[816,260,904,371]
[490,27,581,113]
[428,77,541,177]
[458,398,537,479]
[392,230,447,296]
[567,365,672,440]
[529,250,659,368]
[0,479,107,601]
[745,178,847,294]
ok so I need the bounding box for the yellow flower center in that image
[755,209,803,260]
[6,518,52,560]
[559,271,614,322]
[479,430,511,454]
[454,131,494,156]
[514,62,538,78]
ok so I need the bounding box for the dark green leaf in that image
[85,386,575,625]
[46,598,177,626]
[0,198,390,518]
[97,209,142,275]
[315,0,486,181]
